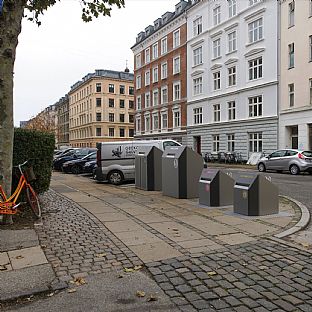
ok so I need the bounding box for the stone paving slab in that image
[217,233,257,245]
[114,229,162,246]
[0,252,12,271]
[79,202,117,214]
[0,229,39,252]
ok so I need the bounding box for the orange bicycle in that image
[0,160,41,218]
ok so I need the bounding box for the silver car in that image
[257,149,312,175]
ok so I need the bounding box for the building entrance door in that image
[291,126,298,149]
[194,136,201,155]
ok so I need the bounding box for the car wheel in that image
[71,165,82,174]
[290,164,300,175]
[258,163,266,172]
[108,170,124,185]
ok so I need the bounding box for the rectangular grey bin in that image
[234,173,278,216]
[162,146,203,199]
[199,168,234,207]
[135,146,162,191]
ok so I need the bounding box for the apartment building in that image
[186,0,279,159]
[131,0,190,143]
[279,0,312,150]
[57,95,69,148]
[68,69,134,147]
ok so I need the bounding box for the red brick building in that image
[131,0,190,143]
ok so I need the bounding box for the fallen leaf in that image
[15,255,24,259]
[172,228,179,232]
[0,265,8,271]
[258,265,268,270]
[47,293,54,297]
[118,274,124,279]
[68,288,77,293]
[242,263,248,266]
[124,268,134,273]
[136,291,145,297]
[41,245,47,249]
[301,243,310,248]
[147,294,158,302]
[96,253,107,258]
[207,271,217,276]
[134,265,142,271]
[72,277,86,286]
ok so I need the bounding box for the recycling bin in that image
[234,173,278,216]
[198,168,234,207]
[135,146,162,191]
[162,146,203,199]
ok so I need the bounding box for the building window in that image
[161,86,168,104]
[213,135,220,152]
[136,117,141,133]
[161,113,168,129]
[136,95,141,110]
[248,18,263,43]
[173,81,181,101]
[213,104,221,122]
[96,128,102,137]
[193,46,203,66]
[129,100,134,109]
[193,107,203,124]
[193,77,203,95]
[136,53,141,68]
[228,101,236,120]
[109,113,115,122]
[289,83,295,107]
[288,43,295,69]
[309,35,312,62]
[109,98,114,107]
[249,132,262,152]
[213,38,221,58]
[213,6,221,25]
[289,0,295,27]
[145,92,150,108]
[227,134,235,152]
[249,95,263,117]
[145,48,150,64]
[153,114,159,131]
[153,89,159,106]
[161,37,168,55]
[161,62,168,79]
[153,67,158,83]
[120,114,125,123]
[129,129,134,137]
[173,29,180,48]
[193,16,202,36]
[96,83,101,92]
[173,110,180,128]
[145,70,150,86]
[129,86,134,95]
[120,85,125,94]
[129,114,134,123]
[96,112,101,122]
[173,56,181,74]
[228,66,236,86]
[145,115,151,132]
[248,57,263,80]
[96,98,102,107]
[109,128,115,137]
[213,71,221,90]
[136,75,141,89]
[120,128,125,137]
[228,0,236,18]
[228,31,237,53]
[109,84,114,93]
[120,99,125,108]
[152,42,158,59]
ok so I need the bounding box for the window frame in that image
[248,56,263,81]
[228,30,237,53]
[213,71,221,91]
[288,43,295,69]
[152,42,159,59]
[153,66,159,83]
[288,83,295,107]
[193,16,203,36]
[173,81,181,101]
[173,29,180,48]
[213,6,221,26]
[212,135,220,152]
[193,46,203,66]
[248,18,263,44]
[227,134,235,152]
[228,0,237,18]
[228,101,236,120]
[249,132,263,153]
[161,62,168,80]
[193,76,203,96]
[213,104,221,122]
[145,92,150,108]
[161,86,168,104]
[248,95,263,117]
[173,56,181,74]
[153,88,159,106]
[228,66,236,87]
[213,38,221,59]
[145,48,150,64]
[161,37,168,55]
[193,107,203,125]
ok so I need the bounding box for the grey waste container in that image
[198,168,234,207]
[135,146,162,191]
[234,173,278,216]
[162,146,203,199]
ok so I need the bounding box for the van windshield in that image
[163,141,181,149]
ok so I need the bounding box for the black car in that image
[62,152,97,174]
[53,148,97,171]
[83,160,97,175]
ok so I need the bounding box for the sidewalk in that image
[1,171,311,311]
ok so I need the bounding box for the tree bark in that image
[0,0,25,223]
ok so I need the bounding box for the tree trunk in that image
[0,0,25,223]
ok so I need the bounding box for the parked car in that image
[62,152,97,174]
[83,160,97,175]
[53,148,76,160]
[53,148,97,171]
[257,149,312,175]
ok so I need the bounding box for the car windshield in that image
[302,151,312,157]
[82,152,96,160]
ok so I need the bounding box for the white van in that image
[95,139,181,185]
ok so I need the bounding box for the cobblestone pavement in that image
[37,190,143,282]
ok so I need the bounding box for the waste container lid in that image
[235,173,258,187]
[200,168,219,180]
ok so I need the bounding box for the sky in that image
[13,0,178,126]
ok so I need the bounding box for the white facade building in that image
[186,0,279,159]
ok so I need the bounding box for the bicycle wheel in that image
[26,186,41,218]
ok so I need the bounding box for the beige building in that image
[68,69,134,147]
[279,0,312,150]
